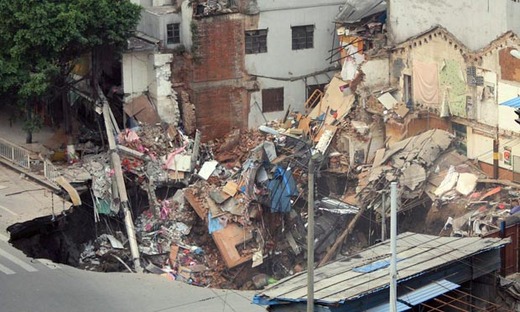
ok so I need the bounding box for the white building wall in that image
[137,10,182,48]
[388,0,508,50]
[150,53,180,125]
[468,127,520,171]
[245,1,343,128]
[122,52,153,98]
[180,1,193,50]
[360,58,389,90]
[507,1,520,37]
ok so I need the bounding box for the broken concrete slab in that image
[456,173,478,196]
[401,163,426,191]
[198,160,218,180]
[377,92,398,110]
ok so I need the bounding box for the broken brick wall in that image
[385,113,451,145]
[479,162,513,180]
[499,47,520,82]
[172,13,249,142]
[191,84,248,140]
[406,114,451,137]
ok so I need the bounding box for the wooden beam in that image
[318,208,365,267]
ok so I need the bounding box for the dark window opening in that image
[403,74,413,106]
[292,25,314,50]
[452,123,467,156]
[262,88,284,112]
[166,23,180,45]
[306,83,327,98]
[245,29,268,54]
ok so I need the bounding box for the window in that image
[452,123,467,156]
[403,74,413,105]
[245,29,268,54]
[262,88,284,112]
[166,23,180,45]
[292,25,314,50]
[306,83,327,98]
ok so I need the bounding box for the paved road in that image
[0,165,265,312]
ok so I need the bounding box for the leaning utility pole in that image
[100,94,141,272]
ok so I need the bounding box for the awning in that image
[367,279,460,312]
[500,96,520,108]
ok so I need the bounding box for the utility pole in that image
[381,191,386,241]
[493,126,499,179]
[389,182,398,312]
[101,99,141,272]
[258,125,316,311]
[307,155,315,312]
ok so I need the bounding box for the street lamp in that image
[258,125,317,312]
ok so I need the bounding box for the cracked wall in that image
[151,53,180,125]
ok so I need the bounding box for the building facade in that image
[388,0,520,50]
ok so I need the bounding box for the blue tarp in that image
[208,212,224,234]
[268,166,298,213]
[500,96,520,108]
[353,258,402,273]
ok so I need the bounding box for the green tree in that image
[0,0,141,142]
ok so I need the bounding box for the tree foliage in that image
[0,0,141,105]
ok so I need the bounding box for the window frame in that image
[291,25,314,50]
[166,23,180,45]
[245,29,268,54]
[262,88,284,113]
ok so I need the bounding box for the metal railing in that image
[0,137,31,170]
[43,158,61,183]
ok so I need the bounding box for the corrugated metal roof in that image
[334,0,387,24]
[256,232,508,305]
[402,279,459,305]
[367,301,409,312]
[367,279,459,311]
[500,96,520,108]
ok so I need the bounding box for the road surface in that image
[0,165,265,312]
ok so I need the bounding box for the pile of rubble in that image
[42,68,520,291]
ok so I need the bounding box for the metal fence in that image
[43,158,61,183]
[0,137,31,169]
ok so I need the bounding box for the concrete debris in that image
[437,182,520,238]
[359,129,454,210]
[30,60,520,294]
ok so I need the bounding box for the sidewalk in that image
[0,165,69,233]
[0,104,66,191]
[0,104,56,154]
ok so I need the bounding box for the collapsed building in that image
[2,2,519,310]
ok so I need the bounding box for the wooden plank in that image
[308,76,355,124]
[212,223,253,268]
[55,176,82,206]
[206,196,226,218]
[184,188,207,220]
